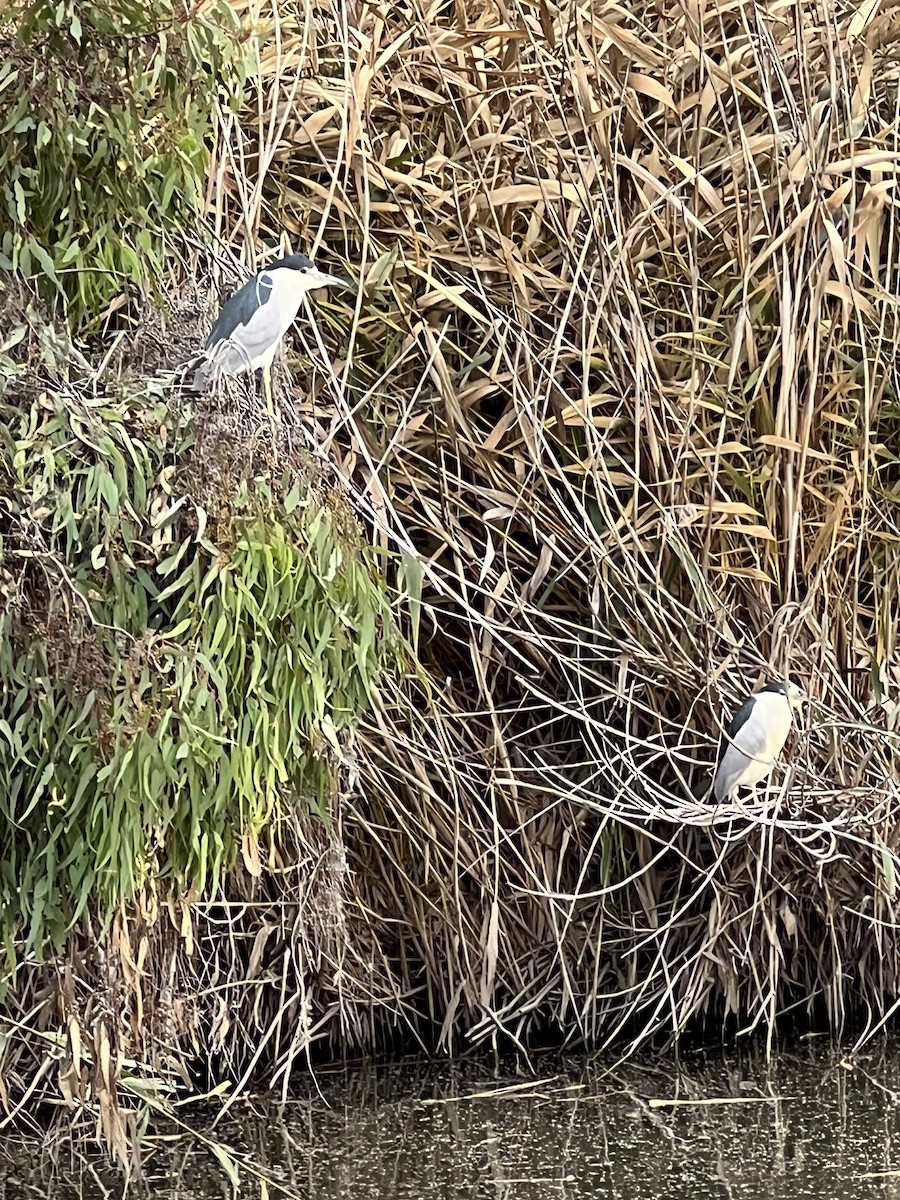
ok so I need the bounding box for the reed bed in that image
[201,0,900,1056]
[3,0,900,1154]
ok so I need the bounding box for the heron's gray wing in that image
[716,696,756,765]
[205,272,274,347]
[714,743,753,801]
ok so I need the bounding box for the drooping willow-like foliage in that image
[0,311,396,964]
[0,0,247,325]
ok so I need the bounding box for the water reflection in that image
[5,1046,900,1198]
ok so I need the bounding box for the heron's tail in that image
[191,358,211,392]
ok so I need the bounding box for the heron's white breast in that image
[267,269,317,339]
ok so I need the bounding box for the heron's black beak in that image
[308,270,353,291]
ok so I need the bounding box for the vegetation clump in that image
[5,0,900,1166]
[0,0,246,325]
[0,292,394,964]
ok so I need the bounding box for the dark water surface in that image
[5,1044,900,1197]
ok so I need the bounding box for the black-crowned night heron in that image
[192,252,348,405]
[713,680,806,803]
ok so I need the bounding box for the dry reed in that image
[203,0,900,1058]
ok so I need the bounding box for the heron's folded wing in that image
[716,696,755,765]
[714,743,752,800]
[205,273,275,348]
[729,710,772,763]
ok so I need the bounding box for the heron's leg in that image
[262,362,275,417]
[260,360,282,469]
[733,785,755,819]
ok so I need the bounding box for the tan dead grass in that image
[203,0,900,1056]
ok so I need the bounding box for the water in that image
[5,1045,900,1198]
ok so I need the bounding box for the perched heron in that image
[712,680,806,803]
[192,253,348,404]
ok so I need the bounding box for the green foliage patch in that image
[0,316,395,965]
[0,0,247,326]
